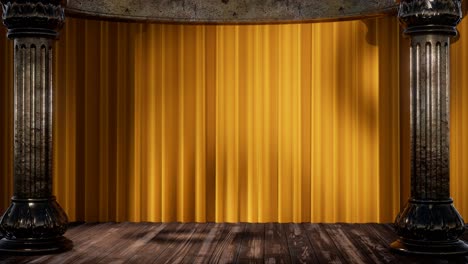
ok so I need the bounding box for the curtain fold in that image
[0,17,402,223]
[450,17,468,219]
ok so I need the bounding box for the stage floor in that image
[1,223,468,263]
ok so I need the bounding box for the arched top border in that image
[65,0,398,24]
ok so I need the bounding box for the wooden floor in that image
[1,223,468,263]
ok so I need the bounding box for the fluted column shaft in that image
[410,34,450,200]
[13,37,54,199]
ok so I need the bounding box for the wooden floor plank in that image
[150,223,205,264]
[181,222,220,264]
[322,224,372,264]
[237,223,264,264]
[3,223,468,263]
[338,223,398,264]
[126,222,186,263]
[284,223,318,264]
[302,223,346,264]
[208,223,246,264]
[87,222,155,264]
[1,222,96,264]
[47,222,124,264]
[115,222,167,260]
[264,223,291,264]
[72,222,142,263]
[26,222,116,264]
[355,224,400,264]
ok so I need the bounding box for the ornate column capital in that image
[398,0,462,35]
[1,0,64,38]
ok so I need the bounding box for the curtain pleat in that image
[450,17,468,219]
[0,17,403,223]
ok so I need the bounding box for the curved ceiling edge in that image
[65,0,398,24]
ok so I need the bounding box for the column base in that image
[0,236,72,255]
[392,198,468,255]
[391,238,468,255]
[0,197,71,255]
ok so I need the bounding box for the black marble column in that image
[391,0,468,255]
[0,0,72,254]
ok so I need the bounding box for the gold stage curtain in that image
[0,17,402,223]
[451,17,468,219]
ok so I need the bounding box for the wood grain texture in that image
[1,223,468,263]
[285,223,317,264]
[264,223,290,264]
[207,223,245,263]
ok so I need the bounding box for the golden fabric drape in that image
[451,17,468,219]
[0,17,401,223]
